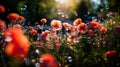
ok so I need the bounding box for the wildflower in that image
[0,5,5,13]
[40,31,50,43]
[51,20,62,30]
[45,38,51,44]
[105,50,117,58]
[29,29,38,35]
[39,53,58,67]
[89,20,100,29]
[41,31,49,39]
[40,18,47,24]
[89,30,94,36]
[44,30,50,34]
[7,13,19,22]
[77,23,87,34]
[63,22,70,29]
[13,24,22,30]
[68,25,76,32]
[4,28,30,59]
[50,29,57,35]
[0,19,6,32]
[56,43,61,47]
[100,27,107,34]
[73,18,82,26]
[37,24,41,29]
[18,16,25,22]
[67,34,79,43]
[51,35,59,42]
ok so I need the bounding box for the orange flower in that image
[100,27,107,34]
[45,38,51,44]
[77,23,87,34]
[73,18,82,26]
[63,22,70,28]
[18,16,25,22]
[41,18,47,24]
[4,28,30,59]
[13,24,22,30]
[50,29,56,35]
[37,24,41,29]
[89,20,100,29]
[0,19,6,32]
[30,29,38,35]
[5,43,28,59]
[51,20,62,30]
[39,53,58,67]
[0,5,5,13]
[7,13,19,22]
[68,25,76,32]
[89,30,94,36]
[56,43,61,47]
[45,30,50,34]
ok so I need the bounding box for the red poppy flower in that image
[18,16,25,22]
[50,29,56,35]
[30,29,37,35]
[63,22,70,28]
[100,27,107,34]
[39,53,58,67]
[73,18,82,26]
[0,19,6,32]
[68,25,76,32]
[89,21,100,29]
[77,23,87,34]
[41,31,49,39]
[37,25,41,29]
[4,28,30,59]
[105,50,117,58]
[0,5,5,13]
[7,13,19,22]
[89,30,94,36]
[5,43,28,59]
[41,18,47,24]
[51,20,62,30]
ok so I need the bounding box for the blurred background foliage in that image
[0,0,120,24]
